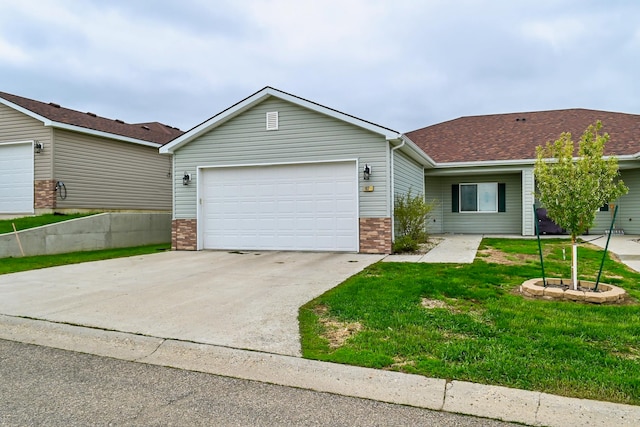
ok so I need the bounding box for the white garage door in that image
[0,142,33,214]
[201,162,358,251]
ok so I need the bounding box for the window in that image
[452,183,506,213]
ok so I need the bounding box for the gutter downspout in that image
[389,138,406,242]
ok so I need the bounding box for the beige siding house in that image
[0,91,183,216]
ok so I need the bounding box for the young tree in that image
[534,121,628,290]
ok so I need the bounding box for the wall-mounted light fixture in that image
[34,141,44,154]
[363,164,371,180]
[182,172,192,186]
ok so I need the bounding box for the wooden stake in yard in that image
[12,223,25,257]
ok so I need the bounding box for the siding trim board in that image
[195,157,360,171]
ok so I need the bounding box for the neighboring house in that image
[160,86,433,253]
[0,91,183,216]
[405,109,640,236]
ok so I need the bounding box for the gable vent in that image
[266,111,279,130]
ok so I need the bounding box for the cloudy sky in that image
[1,0,639,133]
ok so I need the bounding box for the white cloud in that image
[521,17,587,52]
[236,0,394,64]
[0,38,31,65]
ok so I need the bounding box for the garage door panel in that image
[0,143,34,213]
[202,162,358,251]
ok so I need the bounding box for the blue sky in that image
[1,0,639,133]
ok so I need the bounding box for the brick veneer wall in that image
[34,179,57,209]
[172,219,197,250]
[359,217,392,254]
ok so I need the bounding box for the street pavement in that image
[0,339,519,427]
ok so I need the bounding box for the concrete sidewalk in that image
[584,234,640,272]
[1,315,637,426]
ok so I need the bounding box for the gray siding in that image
[592,168,640,234]
[0,103,52,180]
[54,129,172,210]
[425,175,444,234]
[174,97,389,219]
[426,173,522,234]
[393,150,424,197]
[393,151,426,237]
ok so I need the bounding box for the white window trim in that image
[460,182,498,213]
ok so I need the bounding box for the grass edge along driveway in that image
[299,238,640,406]
[0,244,170,275]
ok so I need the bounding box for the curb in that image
[1,315,638,426]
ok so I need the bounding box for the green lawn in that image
[299,238,640,405]
[0,244,170,275]
[0,213,97,234]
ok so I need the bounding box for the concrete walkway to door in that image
[0,250,383,356]
[383,235,483,263]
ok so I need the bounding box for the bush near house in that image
[392,191,434,253]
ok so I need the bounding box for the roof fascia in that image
[160,90,270,154]
[272,88,400,139]
[0,96,51,125]
[434,158,537,169]
[0,96,160,148]
[398,135,436,168]
[426,164,532,176]
[427,155,640,175]
[160,87,401,154]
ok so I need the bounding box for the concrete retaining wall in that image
[0,213,171,258]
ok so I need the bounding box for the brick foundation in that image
[34,179,57,209]
[172,219,197,250]
[359,217,392,254]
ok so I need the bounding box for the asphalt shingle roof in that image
[0,91,183,145]
[405,109,640,164]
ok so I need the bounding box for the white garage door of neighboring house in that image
[0,142,34,214]
[201,162,358,251]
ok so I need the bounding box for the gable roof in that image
[160,86,403,154]
[405,108,640,164]
[0,91,183,146]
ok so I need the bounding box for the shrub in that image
[392,235,420,253]
[392,190,435,253]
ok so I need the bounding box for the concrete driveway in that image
[0,250,383,356]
